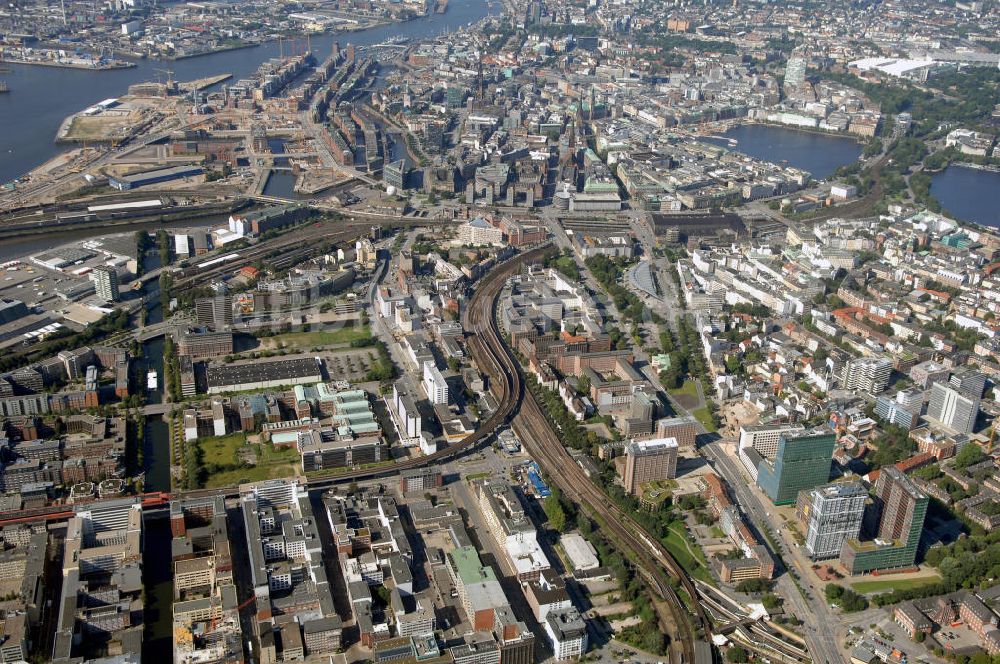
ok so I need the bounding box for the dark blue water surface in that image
[930,165,1000,229]
[703,124,863,180]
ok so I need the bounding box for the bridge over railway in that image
[0,242,721,664]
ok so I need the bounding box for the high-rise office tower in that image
[927,381,980,434]
[737,423,806,480]
[755,430,835,505]
[839,467,928,574]
[195,294,234,327]
[796,482,867,560]
[623,437,679,495]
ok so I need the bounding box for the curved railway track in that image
[515,396,710,663]
[0,243,711,664]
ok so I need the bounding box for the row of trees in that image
[871,523,1000,607]
[365,341,398,383]
[156,229,172,267]
[162,335,182,402]
[124,411,146,477]
[0,308,132,374]
[584,255,646,322]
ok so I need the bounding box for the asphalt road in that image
[702,440,845,664]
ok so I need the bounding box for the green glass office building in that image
[756,430,835,505]
[839,467,928,575]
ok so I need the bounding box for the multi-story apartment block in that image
[840,356,892,395]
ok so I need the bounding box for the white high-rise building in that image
[798,482,867,560]
[840,357,892,395]
[927,382,980,434]
[92,265,120,303]
[422,361,449,405]
[391,380,422,440]
[785,49,808,88]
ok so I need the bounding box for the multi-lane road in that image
[514,390,710,664]
[702,440,843,663]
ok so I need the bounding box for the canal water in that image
[0,0,495,185]
[138,246,171,488]
[930,165,1000,229]
[262,169,309,199]
[136,246,174,663]
[702,124,863,180]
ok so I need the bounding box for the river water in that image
[124,0,495,493]
[0,0,494,185]
[702,124,863,180]
[930,165,1000,229]
[0,215,224,262]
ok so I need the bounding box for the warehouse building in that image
[206,357,323,394]
[109,165,204,191]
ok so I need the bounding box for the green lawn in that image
[202,441,301,489]
[662,523,712,583]
[668,380,698,398]
[255,441,301,465]
[691,406,717,432]
[204,465,290,488]
[640,480,678,507]
[710,526,725,539]
[200,433,246,467]
[851,576,941,595]
[267,325,372,349]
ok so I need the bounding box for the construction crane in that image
[155,68,178,93]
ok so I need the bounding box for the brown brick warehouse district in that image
[0,239,710,660]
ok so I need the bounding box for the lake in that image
[930,165,1000,229]
[702,124,864,180]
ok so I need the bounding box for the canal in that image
[262,168,309,200]
[702,123,864,180]
[138,243,174,662]
[930,165,1000,229]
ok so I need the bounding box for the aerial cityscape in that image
[0,0,999,662]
